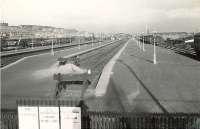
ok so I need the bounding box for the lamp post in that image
[31,29,34,49]
[100,33,102,45]
[153,32,157,64]
[16,35,21,51]
[51,39,54,56]
[31,37,34,49]
[92,33,94,47]
[78,37,81,49]
[142,34,145,52]
[139,34,142,49]
[59,39,61,47]
[137,34,139,46]
[69,33,71,45]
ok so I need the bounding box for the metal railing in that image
[1,110,200,129]
[82,112,200,129]
[1,111,18,129]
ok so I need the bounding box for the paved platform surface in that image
[102,38,200,113]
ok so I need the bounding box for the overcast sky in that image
[0,0,200,33]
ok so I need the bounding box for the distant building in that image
[0,22,8,27]
[0,23,79,39]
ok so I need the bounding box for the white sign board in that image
[60,107,81,129]
[39,106,60,129]
[18,106,39,129]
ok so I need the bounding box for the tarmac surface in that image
[95,38,200,113]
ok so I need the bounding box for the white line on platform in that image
[95,39,130,97]
[0,45,88,70]
[1,57,28,70]
[1,42,112,70]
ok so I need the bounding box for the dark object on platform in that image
[53,73,91,97]
[194,33,200,58]
[58,56,80,66]
[54,54,91,97]
[53,73,91,82]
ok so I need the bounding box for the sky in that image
[0,0,200,33]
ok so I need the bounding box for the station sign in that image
[18,106,39,129]
[39,106,60,129]
[60,107,81,129]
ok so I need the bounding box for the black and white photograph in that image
[0,0,200,128]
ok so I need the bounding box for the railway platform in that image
[96,38,200,113]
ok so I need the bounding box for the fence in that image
[1,110,18,129]
[1,110,200,129]
[82,112,200,129]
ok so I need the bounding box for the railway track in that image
[57,39,127,100]
[55,39,171,113]
[159,44,196,55]
[0,41,101,67]
[1,39,128,110]
[158,43,200,61]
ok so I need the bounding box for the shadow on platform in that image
[117,59,168,114]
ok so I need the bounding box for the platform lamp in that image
[16,35,22,52]
[139,33,142,49]
[31,39,33,49]
[142,32,145,52]
[31,29,34,49]
[92,33,94,47]
[59,38,60,46]
[78,36,81,49]
[153,31,157,64]
[69,33,72,45]
[100,33,102,45]
[137,34,139,46]
[51,38,54,56]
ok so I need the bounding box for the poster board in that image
[17,100,81,129]
[39,106,60,129]
[60,107,81,129]
[18,106,39,129]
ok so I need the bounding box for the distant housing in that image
[0,23,79,39]
[0,22,8,27]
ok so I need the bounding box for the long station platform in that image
[93,38,200,113]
